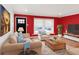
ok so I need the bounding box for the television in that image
[68,24,79,35]
[0,5,10,36]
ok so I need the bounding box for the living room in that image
[0,4,79,55]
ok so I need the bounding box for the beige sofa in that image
[1,33,42,55]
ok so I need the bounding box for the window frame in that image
[34,18,54,35]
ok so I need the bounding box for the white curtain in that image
[34,18,54,35]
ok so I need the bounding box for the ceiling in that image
[4,4,79,17]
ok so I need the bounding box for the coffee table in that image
[45,39,66,51]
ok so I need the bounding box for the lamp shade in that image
[18,27,24,32]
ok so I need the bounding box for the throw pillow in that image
[24,41,30,49]
[17,32,24,43]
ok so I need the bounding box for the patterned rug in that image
[19,50,37,55]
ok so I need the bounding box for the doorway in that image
[16,17,27,33]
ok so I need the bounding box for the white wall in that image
[0,4,14,48]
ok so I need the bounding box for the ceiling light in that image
[24,9,28,12]
[58,13,62,15]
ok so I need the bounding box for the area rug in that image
[19,50,38,55]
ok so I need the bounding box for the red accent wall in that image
[27,16,34,36]
[14,14,60,36]
[54,18,61,34]
[60,14,79,34]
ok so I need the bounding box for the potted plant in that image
[57,24,63,37]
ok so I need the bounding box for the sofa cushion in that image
[14,32,18,37]
[9,34,17,43]
[30,42,42,49]
[23,33,30,38]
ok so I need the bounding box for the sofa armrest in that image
[30,42,42,49]
[2,43,24,52]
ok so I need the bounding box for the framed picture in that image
[0,5,10,36]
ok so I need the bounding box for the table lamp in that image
[18,27,24,33]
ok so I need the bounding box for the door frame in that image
[14,16,27,33]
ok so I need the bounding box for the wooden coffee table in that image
[45,39,66,51]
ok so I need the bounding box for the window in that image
[34,18,54,34]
